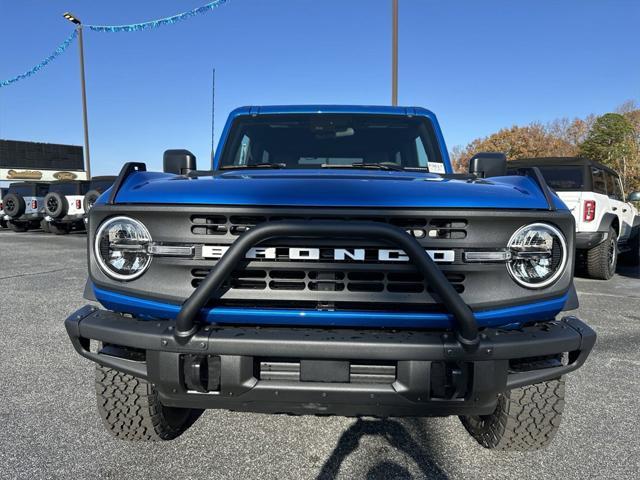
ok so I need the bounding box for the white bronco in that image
[2,182,50,232]
[510,157,640,279]
[43,180,91,234]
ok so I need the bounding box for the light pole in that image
[391,0,398,106]
[63,12,91,179]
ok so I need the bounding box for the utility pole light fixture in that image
[63,12,81,25]
[63,11,91,179]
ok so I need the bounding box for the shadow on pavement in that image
[615,264,639,279]
[317,418,449,480]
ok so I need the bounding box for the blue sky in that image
[1,0,638,175]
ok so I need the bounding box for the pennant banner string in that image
[0,30,78,88]
[0,0,230,88]
[86,0,229,32]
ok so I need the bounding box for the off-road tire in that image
[44,192,68,218]
[84,190,101,213]
[3,193,25,218]
[95,365,195,441]
[8,221,28,232]
[49,222,70,235]
[460,377,565,451]
[586,227,617,279]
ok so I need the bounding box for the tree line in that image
[450,100,640,195]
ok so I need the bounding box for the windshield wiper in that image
[350,162,405,171]
[219,162,287,170]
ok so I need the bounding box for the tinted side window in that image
[536,166,584,190]
[613,176,624,200]
[591,168,607,195]
[605,173,622,201]
[50,183,80,195]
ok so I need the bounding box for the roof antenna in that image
[211,68,216,157]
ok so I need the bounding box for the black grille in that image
[191,214,467,239]
[191,268,465,294]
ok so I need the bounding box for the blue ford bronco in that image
[66,106,595,450]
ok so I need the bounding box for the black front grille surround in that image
[87,205,576,315]
[191,213,468,239]
[191,268,466,303]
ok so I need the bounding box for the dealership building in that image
[0,139,86,182]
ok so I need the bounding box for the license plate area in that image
[258,358,397,384]
[300,360,349,383]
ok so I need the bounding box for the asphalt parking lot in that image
[0,228,639,480]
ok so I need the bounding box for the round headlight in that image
[507,223,567,289]
[95,216,152,281]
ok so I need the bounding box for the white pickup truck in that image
[510,157,640,279]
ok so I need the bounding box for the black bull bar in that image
[174,220,480,350]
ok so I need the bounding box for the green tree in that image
[579,113,639,194]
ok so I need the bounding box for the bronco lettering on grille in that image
[201,246,455,263]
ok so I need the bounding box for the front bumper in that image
[66,305,596,417]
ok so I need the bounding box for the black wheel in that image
[95,365,196,441]
[44,192,68,218]
[586,227,617,279]
[3,193,25,218]
[460,377,565,451]
[48,222,70,235]
[84,190,101,213]
[8,221,29,232]
[620,225,640,266]
[40,219,51,233]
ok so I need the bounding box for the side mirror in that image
[468,152,507,178]
[163,149,197,175]
[627,191,640,202]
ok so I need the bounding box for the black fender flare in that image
[597,212,619,238]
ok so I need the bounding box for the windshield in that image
[218,114,445,172]
[536,166,584,191]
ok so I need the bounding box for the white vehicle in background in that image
[0,187,8,228]
[82,176,117,216]
[42,176,117,234]
[510,157,640,280]
[2,182,50,232]
[43,180,91,234]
